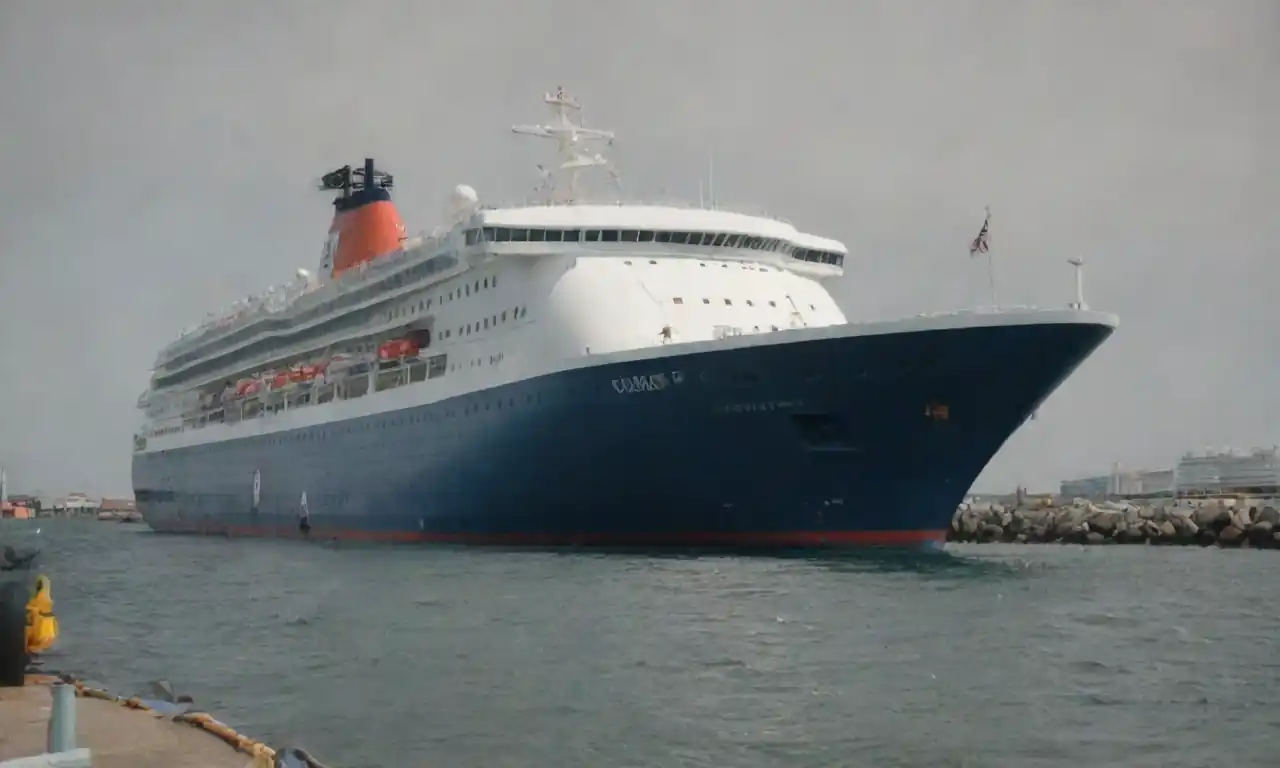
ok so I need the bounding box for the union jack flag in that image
[969,207,991,257]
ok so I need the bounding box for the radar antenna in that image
[512,87,621,203]
[316,158,395,203]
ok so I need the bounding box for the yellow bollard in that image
[25,574,59,655]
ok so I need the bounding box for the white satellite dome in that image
[448,184,481,222]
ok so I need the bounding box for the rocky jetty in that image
[949,498,1280,548]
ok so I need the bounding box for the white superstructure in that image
[135,88,854,452]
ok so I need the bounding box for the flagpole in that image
[987,249,997,308]
[970,206,996,308]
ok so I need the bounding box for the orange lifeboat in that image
[235,378,257,397]
[378,338,420,361]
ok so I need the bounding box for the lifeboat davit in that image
[288,363,321,383]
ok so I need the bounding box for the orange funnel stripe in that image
[329,199,405,278]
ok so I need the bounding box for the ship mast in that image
[511,87,621,204]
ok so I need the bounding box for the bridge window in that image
[474,225,843,265]
[673,297,684,304]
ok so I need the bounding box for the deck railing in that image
[157,354,445,440]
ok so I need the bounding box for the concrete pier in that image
[0,682,253,768]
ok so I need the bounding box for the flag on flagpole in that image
[969,207,991,257]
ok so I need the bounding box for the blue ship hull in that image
[133,317,1114,549]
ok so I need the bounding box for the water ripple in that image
[5,521,1279,767]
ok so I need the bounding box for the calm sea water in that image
[4,519,1277,768]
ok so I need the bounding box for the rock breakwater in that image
[949,498,1280,548]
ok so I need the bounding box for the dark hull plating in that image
[133,321,1114,549]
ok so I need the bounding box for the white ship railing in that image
[156,230,456,368]
[140,351,453,443]
[477,198,794,226]
[910,304,1042,319]
[152,254,471,392]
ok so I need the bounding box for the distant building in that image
[58,493,101,515]
[1062,446,1280,500]
[1175,448,1280,496]
[1060,474,1110,500]
[5,494,42,512]
[1138,469,1175,496]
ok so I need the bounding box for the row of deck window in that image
[463,227,845,266]
[437,306,528,341]
[390,272,499,321]
[168,267,503,393]
[162,253,460,372]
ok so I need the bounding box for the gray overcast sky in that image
[0,0,1276,497]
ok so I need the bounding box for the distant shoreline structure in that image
[0,493,140,522]
[1060,446,1280,501]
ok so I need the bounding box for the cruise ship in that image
[131,88,1118,549]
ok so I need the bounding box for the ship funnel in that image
[318,158,407,279]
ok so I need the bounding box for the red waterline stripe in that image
[145,521,946,547]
